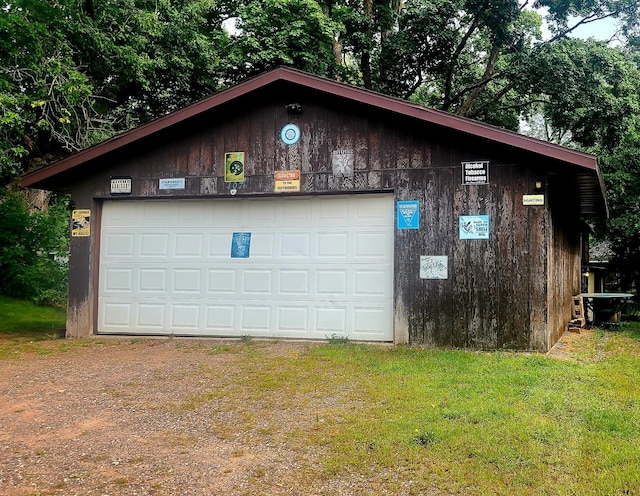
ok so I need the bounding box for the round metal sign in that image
[280,124,300,145]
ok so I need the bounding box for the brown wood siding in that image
[547,177,583,347]
[61,90,580,350]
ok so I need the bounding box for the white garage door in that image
[98,195,394,341]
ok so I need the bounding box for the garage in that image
[98,194,395,341]
[21,67,608,350]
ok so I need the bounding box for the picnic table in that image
[577,293,634,327]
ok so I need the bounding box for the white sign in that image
[110,177,131,195]
[159,178,185,190]
[420,256,448,279]
[523,194,545,205]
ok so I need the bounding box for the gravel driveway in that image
[0,339,376,496]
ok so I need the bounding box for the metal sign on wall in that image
[274,170,300,192]
[397,200,420,229]
[459,215,490,240]
[462,161,489,185]
[110,176,131,195]
[71,209,91,237]
[225,152,245,183]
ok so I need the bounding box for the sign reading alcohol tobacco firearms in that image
[462,161,489,185]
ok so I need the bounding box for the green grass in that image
[190,326,640,495]
[0,295,70,357]
[0,295,66,337]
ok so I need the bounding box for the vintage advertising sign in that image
[159,178,185,190]
[230,232,251,258]
[523,194,545,205]
[274,170,300,193]
[71,209,91,237]
[110,176,132,195]
[397,200,420,229]
[225,152,245,182]
[420,256,448,279]
[462,161,489,185]
[332,150,354,177]
[459,215,490,240]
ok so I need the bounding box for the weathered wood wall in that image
[63,83,580,350]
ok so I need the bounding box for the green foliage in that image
[593,115,640,291]
[516,39,640,149]
[0,0,229,181]
[0,189,69,307]
[0,1,101,183]
[227,0,340,80]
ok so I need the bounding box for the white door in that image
[98,195,394,341]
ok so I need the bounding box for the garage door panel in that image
[209,233,233,257]
[277,306,309,334]
[140,269,167,292]
[280,233,310,257]
[354,269,391,296]
[352,307,388,336]
[175,234,204,257]
[138,304,166,328]
[101,301,132,328]
[173,269,202,293]
[355,232,391,258]
[140,233,169,257]
[171,304,201,328]
[104,268,133,292]
[241,305,272,332]
[205,304,235,331]
[250,233,276,257]
[99,195,393,341]
[207,269,236,294]
[315,306,348,333]
[103,233,134,258]
[316,269,348,295]
[278,269,310,295]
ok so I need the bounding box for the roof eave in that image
[20,67,604,214]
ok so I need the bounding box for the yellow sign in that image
[71,209,91,237]
[523,194,545,206]
[274,170,300,193]
[224,152,245,182]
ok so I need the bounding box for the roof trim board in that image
[20,67,606,216]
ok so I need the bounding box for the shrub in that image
[0,188,69,307]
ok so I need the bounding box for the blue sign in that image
[397,201,420,229]
[280,124,301,145]
[231,232,251,258]
[459,215,490,240]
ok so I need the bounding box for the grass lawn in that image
[1,296,640,494]
[0,295,72,357]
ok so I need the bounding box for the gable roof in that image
[21,66,607,217]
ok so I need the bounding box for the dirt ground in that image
[0,332,586,496]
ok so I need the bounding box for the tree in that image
[225,0,341,82]
[0,0,230,183]
[0,188,69,306]
[0,1,101,183]
[594,116,640,294]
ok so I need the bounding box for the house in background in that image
[21,67,608,351]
